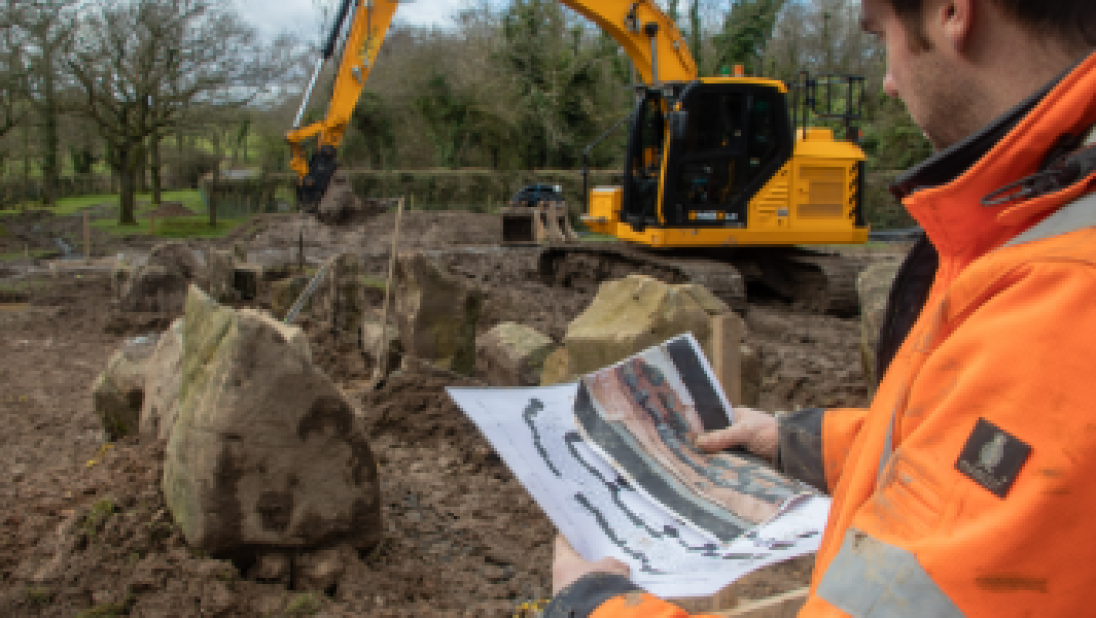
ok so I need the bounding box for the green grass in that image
[3,188,207,217]
[0,249,53,261]
[0,187,248,239]
[284,592,324,616]
[361,276,387,290]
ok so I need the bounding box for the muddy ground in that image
[0,209,906,616]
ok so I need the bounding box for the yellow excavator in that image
[286,0,398,214]
[520,0,870,316]
[290,0,868,315]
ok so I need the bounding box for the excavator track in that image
[779,251,862,317]
[537,245,747,315]
[536,244,861,317]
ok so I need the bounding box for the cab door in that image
[621,92,666,231]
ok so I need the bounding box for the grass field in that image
[2,189,247,240]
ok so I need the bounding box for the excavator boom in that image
[287,0,398,212]
[560,0,696,84]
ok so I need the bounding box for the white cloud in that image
[236,0,469,42]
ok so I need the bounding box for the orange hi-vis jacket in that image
[544,51,1096,618]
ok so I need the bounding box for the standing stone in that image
[564,275,723,377]
[857,260,902,392]
[313,253,366,341]
[539,347,572,386]
[476,322,555,386]
[147,241,200,281]
[394,251,483,375]
[205,249,236,303]
[163,285,380,556]
[92,334,160,440]
[140,318,185,442]
[119,264,188,313]
[112,255,136,301]
[359,318,401,373]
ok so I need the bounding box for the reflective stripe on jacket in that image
[548,49,1096,618]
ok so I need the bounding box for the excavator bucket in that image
[501,202,579,245]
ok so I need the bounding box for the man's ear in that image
[937,0,974,53]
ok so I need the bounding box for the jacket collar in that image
[892,50,1096,267]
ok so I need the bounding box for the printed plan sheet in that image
[447,381,830,598]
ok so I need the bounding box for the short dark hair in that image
[887,0,1096,53]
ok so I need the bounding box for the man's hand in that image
[552,534,630,595]
[695,406,779,464]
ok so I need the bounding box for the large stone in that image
[112,255,136,301]
[539,347,572,386]
[563,275,722,377]
[858,260,902,392]
[477,322,555,386]
[205,249,236,303]
[140,318,185,442]
[359,319,401,373]
[119,264,188,313]
[313,253,366,340]
[270,276,310,320]
[162,285,379,556]
[394,251,483,375]
[92,334,160,440]
[147,241,200,281]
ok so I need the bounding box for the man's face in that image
[861,0,974,151]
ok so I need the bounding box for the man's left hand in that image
[552,534,631,594]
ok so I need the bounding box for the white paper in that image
[447,383,830,598]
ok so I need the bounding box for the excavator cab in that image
[656,81,794,229]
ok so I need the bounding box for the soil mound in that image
[147,202,196,218]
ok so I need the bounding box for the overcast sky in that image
[236,0,471,42]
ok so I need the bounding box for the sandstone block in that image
[476,322,555,386]
[564,275,715,377]
[313,253,366,340]
[163,286,377,556]
[92,334,160,440]
[140,318,184,442]
[147,241,200,281]
[539,347,572,386]
[119,264,188,313]
[359,319,401,373]
[205,249,236,303]
[394,251,483,375]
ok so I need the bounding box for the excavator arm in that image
[561,0,696,84]
[287,0,398,212]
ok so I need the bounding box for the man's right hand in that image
[695,406,779,464]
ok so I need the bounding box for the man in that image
[546,0,1096,615]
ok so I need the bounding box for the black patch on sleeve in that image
[543,572,641,618]
[777,407,828,493]
[955,418,1031,498]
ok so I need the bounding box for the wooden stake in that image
[713,588,808,617]
[83,211,90,264]
[373,197,405,380]
[149,214,155,237]
[710,312,744,405]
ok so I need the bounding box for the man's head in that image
[861,0,1096,151]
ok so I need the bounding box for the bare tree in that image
[21,1,79,205]
[69,0,292,225]
[0,3,31,147]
